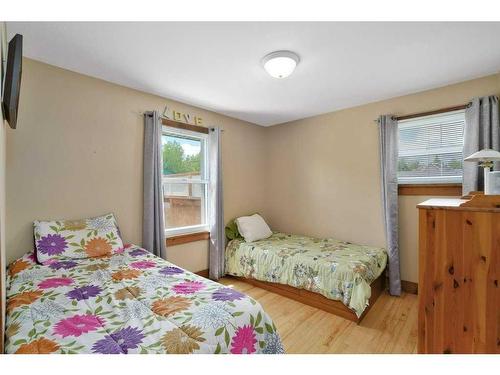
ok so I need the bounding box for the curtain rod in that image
[373,103,469,123]
[142,111,224,132]
[395,104,468,121]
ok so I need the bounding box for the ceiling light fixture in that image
[262,51,300,79]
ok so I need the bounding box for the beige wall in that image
[398,195,435,282]
[5,59,268,269]
[5,58,500,283]
[264,73,500,283]
[0,110,6,353]
[1,22,8,351]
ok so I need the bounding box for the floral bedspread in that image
[5,245,284,354]
[225,233,387,317]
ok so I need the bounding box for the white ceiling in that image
[7,22,500,126]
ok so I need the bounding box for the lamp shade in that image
[464,149,500,163]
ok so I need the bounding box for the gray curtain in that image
[378,115,401,296]
[463,96,500,195]
[208,127,225,280]
[142,111,166,259]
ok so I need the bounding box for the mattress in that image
[225,233,387,317]
[5,245,284,354]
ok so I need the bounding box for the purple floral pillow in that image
[34,213,124,263]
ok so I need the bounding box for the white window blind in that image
[398,110,465,184]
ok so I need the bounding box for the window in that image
[162,127,209,236]
[398,110,465,184]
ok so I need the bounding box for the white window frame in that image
[162,126,210,237]
[397,109,465,185]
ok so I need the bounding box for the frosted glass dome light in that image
[262,51,300,79]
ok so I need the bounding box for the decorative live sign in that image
[162,105,203,126]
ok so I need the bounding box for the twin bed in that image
[225,232,387,322]
[5,213,387,354]
[5,242,283,354]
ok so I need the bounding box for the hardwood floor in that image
[219,277,418,354]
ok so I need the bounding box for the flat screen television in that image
[2,33,22,129]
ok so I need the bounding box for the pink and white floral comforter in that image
[5,245,284,354]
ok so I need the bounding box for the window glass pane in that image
[398,152,463,179]
[163,182,206,229]
[397,111,465,184]
[162,134,202,177]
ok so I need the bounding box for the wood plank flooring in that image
[219,277,418,354]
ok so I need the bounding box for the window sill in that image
[166,231,210,246]
[398,183,462,196]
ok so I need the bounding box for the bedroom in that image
[1,0,499,372]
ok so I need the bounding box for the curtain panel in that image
[143,111,167,259]
[463,96,500,194]
[378,115,401,296]
[208,127,225,280]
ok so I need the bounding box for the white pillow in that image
[235,214,272,243]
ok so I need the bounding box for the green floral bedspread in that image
[225,233,387,317]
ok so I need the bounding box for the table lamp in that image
[464,149,500,194]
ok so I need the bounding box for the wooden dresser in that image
[417,194,499,354]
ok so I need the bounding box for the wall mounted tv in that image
[2,33,22,129]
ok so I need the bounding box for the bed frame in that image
[228,273,385,323]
